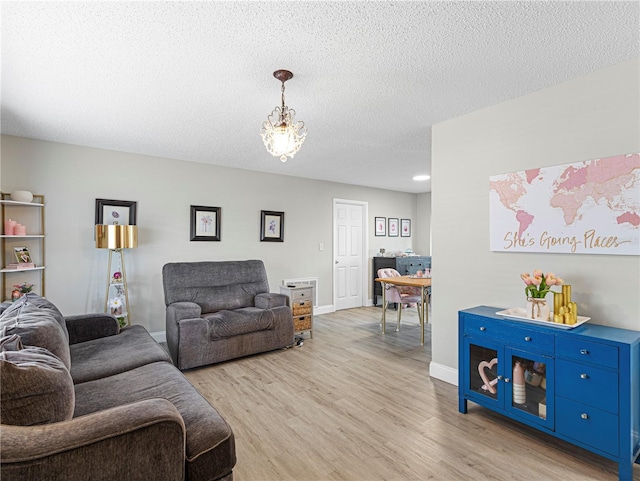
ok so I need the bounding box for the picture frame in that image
[14,246,32,264]
[375,217,386,236]
[388,218,399,237]
[260,210,284,242]
[95,199,137,225]
[190,205,221,241]
[401,219,411,237]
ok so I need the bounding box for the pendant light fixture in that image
[260,69,307,162]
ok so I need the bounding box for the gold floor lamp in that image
[95,224,138,326]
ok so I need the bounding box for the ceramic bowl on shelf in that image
[10,190,33,203]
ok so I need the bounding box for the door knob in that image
[335,260,338,264]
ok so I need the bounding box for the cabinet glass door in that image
[506,348,554,429]
[465,338,503,408]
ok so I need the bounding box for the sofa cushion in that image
[163,260,270,313]
[0,294,69,342]
[203,307,274,340]
[74,361,236,481]
[0,298,71,370]
[70,325,172,384]
[0,341,75,426]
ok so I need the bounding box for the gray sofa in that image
[163,260,295,370]
[0,294,236,481]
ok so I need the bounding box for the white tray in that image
[496,307,590,330]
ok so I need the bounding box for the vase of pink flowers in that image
[520,270,563,321]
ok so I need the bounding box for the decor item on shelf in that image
[478,357,498,394]
[95,224,138,325]
[13,223,26,236]
[552,284,579,325]
[4,219,17,235]
[13,282,33,294]
[108,297,123,316]
[512,360,526,405]
[260,69,307,162]
[10,190,33,203]
[11,282,34,301]
[520,270,563,321]
[13,246,32,264]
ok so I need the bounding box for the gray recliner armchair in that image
[162,260,295,370]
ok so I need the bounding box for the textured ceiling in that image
[2,2,638,194]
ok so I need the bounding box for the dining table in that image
[374,275,431,345]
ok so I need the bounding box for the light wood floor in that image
[185,307,637,481]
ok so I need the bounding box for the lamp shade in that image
[95,225,138,249]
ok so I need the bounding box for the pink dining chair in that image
[377,268,422,331]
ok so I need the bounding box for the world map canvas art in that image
[489,153,640,256]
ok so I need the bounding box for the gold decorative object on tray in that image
[496,308,590,330]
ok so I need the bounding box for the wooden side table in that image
[280,284,314,338]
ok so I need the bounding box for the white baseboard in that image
[150,331,166,343]
[314,304,334,315]
[429,362,458,386]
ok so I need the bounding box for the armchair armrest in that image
[64,314,120,345]
[255,293,288,309]
[1,399,185,480]
[166,301,202,324]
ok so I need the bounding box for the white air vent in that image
[282,277,318,307]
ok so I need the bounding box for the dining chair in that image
[377,268,422,331]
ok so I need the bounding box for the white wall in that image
[416,192,431,256]
[430,57,640,384]
[1,135,426,334]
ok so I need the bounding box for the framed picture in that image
[190,205,221,241]
[401,219,411,237]
[375,217,386,236]
[260,210,284,242]
[14,246,32,264]
[388,218,399,237]
[95,199,137,225]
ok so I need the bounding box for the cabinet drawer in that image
[556,397,618,456]
[291,289,312,301]
[556,337,618,369]
[463,316,553,355]
[294,315,312,332]
[292,301,312,316]
[556,359,618,413]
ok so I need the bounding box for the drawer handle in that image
[580,349,589,355]
[581,413,589,420]
[580,373,589,379]
[480,326,486,331]
[497,375,503,380]
[524,336,531,342]
[503,377,511,383]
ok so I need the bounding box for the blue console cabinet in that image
[458,306,640,481]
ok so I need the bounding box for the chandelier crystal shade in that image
[260,70,307,162]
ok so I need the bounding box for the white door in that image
[333,200,366,310]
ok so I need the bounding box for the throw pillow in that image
[0,300,72,370]
[0,343,75,426]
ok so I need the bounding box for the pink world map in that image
[489,153,640,255]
